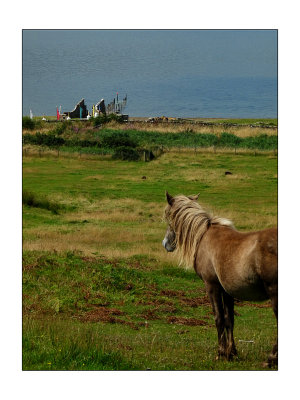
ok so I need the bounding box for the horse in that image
[162,192,278,366]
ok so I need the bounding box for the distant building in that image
[63,99,88,119]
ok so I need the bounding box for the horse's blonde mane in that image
[167,195,234,269]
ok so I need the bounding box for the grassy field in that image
[22,140,277,370]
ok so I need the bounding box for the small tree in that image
[22,116,35,130]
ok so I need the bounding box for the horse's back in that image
[195,225,277,301]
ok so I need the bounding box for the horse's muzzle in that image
[162,238,175,252]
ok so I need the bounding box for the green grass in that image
[22,149,277,370]
[22,152,277,206]
[23,252,276,371]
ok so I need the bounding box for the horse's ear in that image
[188,193,200,201]
[166,191,174,206]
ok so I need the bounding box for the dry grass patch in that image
[107,121,277,137]
[64,198,164,223]
[180,169,251,184]
[214,208,277,231]
[23,221,171,261]
[22,235,173,262]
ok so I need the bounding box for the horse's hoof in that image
[262,356,278,368]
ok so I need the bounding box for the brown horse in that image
[162,192,277,366]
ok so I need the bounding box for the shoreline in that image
[27,115,277,127]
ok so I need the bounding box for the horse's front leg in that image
[222,290,237,360]
[206,282,227,359]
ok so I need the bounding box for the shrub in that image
[112,146,140,161]
[22,190,64,214]
[93,113,124,126]
[218,132,242,148]
[53,121,69,135]
[22,117,35,130]
[243,134,277,150]
[93,114,107,126]
[106,113,124,123]
[23,133,65,147]
[102,132,138,148]
[66,139,101,148]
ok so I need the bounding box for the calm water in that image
[22,30,277,118]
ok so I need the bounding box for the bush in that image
[218,132,242,148]
[102,132,138,148]
[53,121,69,135]
[112,146,140,161]
[23,133,65,147]
[106,113,124,123]
[93,113,124,126]
[93,114,107,126]
[22,190,64,214]
[66,138,101,148]
[243,134,277,150]
[22,117,35,130]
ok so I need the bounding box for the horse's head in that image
[162,191,199,252]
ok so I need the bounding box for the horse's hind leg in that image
[268,289,278,366]
[206,282,227,359]
[264,282,278,367]
[222,290,237,359]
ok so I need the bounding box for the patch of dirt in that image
[78,306,146,330]
[139,304,179,320]
[235,299,272,308]
[79,307,124,323]
[159,305,178,313]
[80,255,119,268]
[137,298,174,306]
[139,308,160,320]
[180,296,211,307]
[129,260,147,270]
[85,301,111,307]
[22,263,38,271]
[160,289,186,297]
[79,255,154,272]
[167,316,209,326]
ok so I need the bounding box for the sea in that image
[22,30,277,119]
